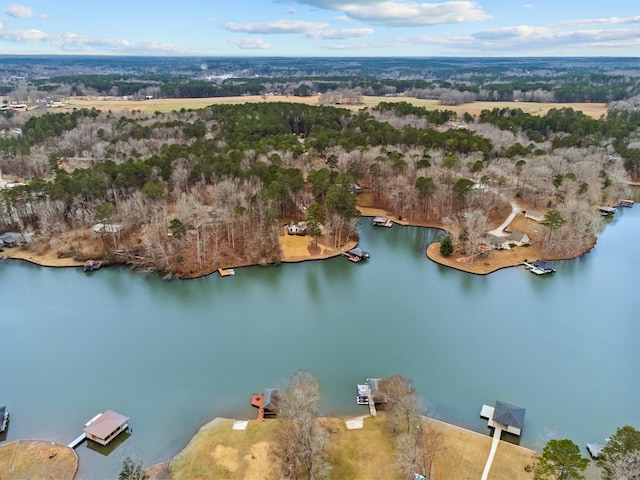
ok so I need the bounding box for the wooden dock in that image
[251,392,265,420]
[356,384,377,416]
[68,433,86,449]
[218,267,236,277]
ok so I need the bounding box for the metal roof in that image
[83,410,129,440]
[493,401,525,430]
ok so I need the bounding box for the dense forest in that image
[1,89,638,275]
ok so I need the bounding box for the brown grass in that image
[0,440,78,480]
[65,95,607,119]
[159,414,538,480]
[424,418,536,480]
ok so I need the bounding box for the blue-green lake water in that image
[1,205,639,478]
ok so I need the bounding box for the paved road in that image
[487,201,520,237]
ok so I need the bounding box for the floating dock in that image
[372,217,393,228]
[218,267,236,277]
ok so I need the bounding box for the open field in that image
[65,95,608,119]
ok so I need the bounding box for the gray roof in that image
[263,388,278,410]
[493,400,525,429]
[507,231,528,242]
[348,248,370,258]
[0,232,25,244]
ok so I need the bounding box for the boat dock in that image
[68,433,86,449]
[358,385,377,416]
[523,260,556,275]
[251,392,265,420]
[218,267,236,277]
[587,443,605,458]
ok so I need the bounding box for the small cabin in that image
[82,410,129,446]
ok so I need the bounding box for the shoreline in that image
[2,209,594,277]
[144,414,538,480]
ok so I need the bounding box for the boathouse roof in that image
[263,388,278,410]
[83,410,129,440]
[493,401,525,430]
[347,248,370,259]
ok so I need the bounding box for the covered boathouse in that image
[82,410,130,446]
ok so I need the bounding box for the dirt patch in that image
[210,445,238,473]
[0,440,78,480]
[243,442,275,480]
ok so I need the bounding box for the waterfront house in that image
[0,232,26,247]
[286,221,307,235]
[83,410,129,446]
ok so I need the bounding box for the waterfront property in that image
[599,206,616,216]
[372,217,393,228]
[218,267,236,277]
[251,388,278,420]
[617,199,634,207]
[83,259,102,272]
[523,260,556,275]
[343,247,370,262]
[480,401,526,480]
[286,221,307,235]
[356,378,387,416]
[587,442,606,458]
[82,410,130,446]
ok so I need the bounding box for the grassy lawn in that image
[161,414,541,480]
[0,440,77,480]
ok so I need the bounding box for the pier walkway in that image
[480,425,503,480]
[67,433,86,449]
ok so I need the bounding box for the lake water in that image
[1,203,639,478]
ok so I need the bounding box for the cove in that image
[1,206,639,478]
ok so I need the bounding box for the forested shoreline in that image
[1,96,638,277]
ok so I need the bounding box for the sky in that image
[0,0,638,57]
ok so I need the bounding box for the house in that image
[92,223,122,234]
[524,210,544,222]
[83,410,129,446]
[0,232,26,247]
[506,231,530,246]
[286,221,307,235]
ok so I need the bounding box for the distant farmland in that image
[65,95,608,119]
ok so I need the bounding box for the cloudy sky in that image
[0,0,638,56]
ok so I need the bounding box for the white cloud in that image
[306,27,374,39]
[470,25,640,52]
[560,16,640,26]
[229,37,270,49]
[224,19,329,34]
[289,0,490,26]
[0,24,194,54]
[6,3,47,19]
[522,4,534,9]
